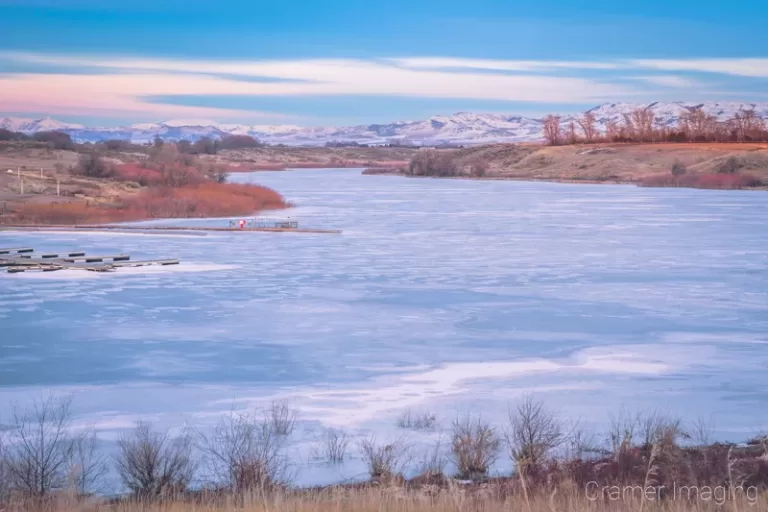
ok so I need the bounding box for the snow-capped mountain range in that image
[3,102,768,147]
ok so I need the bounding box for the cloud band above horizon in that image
[1,53,767,124]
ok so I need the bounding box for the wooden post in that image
[40,168,44,179]
[57,178,60,196]
[20,175,24,195]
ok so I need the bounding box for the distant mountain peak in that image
[2,101,767,146]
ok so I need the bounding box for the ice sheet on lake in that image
[1,169,767,488]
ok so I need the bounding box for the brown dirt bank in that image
[0,142,290,225]
[367,142,768,188]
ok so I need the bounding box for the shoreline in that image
[361,168,768,190]
[0,223,342,234]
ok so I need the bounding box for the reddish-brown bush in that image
[113,163,165,186]
[9,183,288,225]
[122,182,288,219]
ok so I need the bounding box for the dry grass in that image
[3,485,766,512]
[3,396,768,512]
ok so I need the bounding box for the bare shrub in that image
[636,410,687,450]
[357,436,411,480]
[468,159,488,178]
[716,156,743,175]
[319,429,350,465]
[4,395,75,497]
[266,401,297,437]
[196,411,290,493]
[406,150,459,177]
[396,409,437,431]
[608,406,638,460]
[690,415,715,447]
[671,160,687,176]
[115,421,195,499]
[450,415,501,479]
[563,423,600,461]
[506,395,564,468]
[75,154,113,178]
[417,439,448,479]
[219,134,261,150]
[161,166,203,188]
[210,169,230,184]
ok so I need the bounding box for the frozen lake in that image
[1,169,767,486]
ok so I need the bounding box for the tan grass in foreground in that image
[7,486,766,512]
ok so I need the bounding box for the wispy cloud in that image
[628,58,768,78]
[630,75,701,88]
[0,53,766,121]
[0,53,634,119]
[390,57,622,71]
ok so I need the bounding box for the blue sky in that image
[1,0,767,126]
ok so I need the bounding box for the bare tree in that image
[357,436,411,480]
[115,421,195,499]
[566,121,578,145]
[451,415,501,479]
[0,423,10,504]
[577,111,598,143]
[196,411,289,493]
[541,115,562,146]
[631,107,655,142]
[680,106,716,141]
[506,395,564,468]
[5,395,75,497]
[605,119,620,141]
[729,108,766,142]
[69,428,109,496]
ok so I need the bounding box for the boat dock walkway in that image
[0,247,179,273]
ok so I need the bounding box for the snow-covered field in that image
[1,169,767,489]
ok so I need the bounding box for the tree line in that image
[541,106,768,146]
[0,129,263,154]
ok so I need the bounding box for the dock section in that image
[0,216,342,234]
[0,247,179,274]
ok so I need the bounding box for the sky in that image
[1,0,767,127]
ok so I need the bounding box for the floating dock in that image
[0,247,179,273]
[0,216,341,234]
